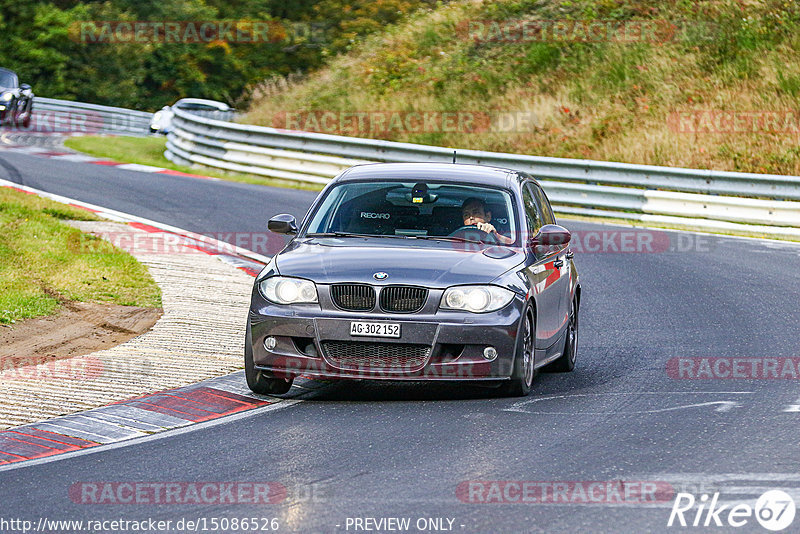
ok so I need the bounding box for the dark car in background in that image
[246,163,581,397]
[0,68,33,128]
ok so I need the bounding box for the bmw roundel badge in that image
[373,272,389,280]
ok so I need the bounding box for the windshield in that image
[304,180,518,245]
[178,103,223,111]
[0,70,17,88]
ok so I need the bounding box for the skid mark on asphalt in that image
[631,473,800,508]
[503,391,755,415]
[784,397,800,412]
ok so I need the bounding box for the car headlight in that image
[260,276,318,304]
[0,93,12,102]
[152,111,162,123]
[440,285,515,313]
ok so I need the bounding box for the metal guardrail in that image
[32,97,152,136]
[165,106,800,239]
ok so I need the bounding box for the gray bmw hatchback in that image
[246,163,580,397]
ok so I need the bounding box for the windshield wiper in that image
[413,235,485,244]
[306,232,489,244]
[306,232,363,237]
[305,232,412,239]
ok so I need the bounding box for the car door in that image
[520,182,562,348]
[530,182,571,336]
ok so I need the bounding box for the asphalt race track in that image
[1,149,799,533]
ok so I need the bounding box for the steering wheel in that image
[448,225,497,244]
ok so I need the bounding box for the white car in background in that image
[150,98,233,134]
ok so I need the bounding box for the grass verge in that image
[63,135,324,191]
[0,187,162,324]
[245,0,800,176]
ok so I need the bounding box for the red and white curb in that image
[0,373,278,467]
[0,142,219,181]
[0,178,294,468]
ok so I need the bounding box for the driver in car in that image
[460,197,513,244]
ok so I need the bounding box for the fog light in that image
[483,346,497,361]
[264,336,277,351]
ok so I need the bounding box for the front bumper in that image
[249,296,524,382]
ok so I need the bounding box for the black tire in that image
[542,296,578,373]
[245,320,293,395]
[12,104,22,128]
[20,106,32,128]
[498,306,536,397]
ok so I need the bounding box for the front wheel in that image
[20,105,32,128]
[498,306,535,397]
[245,320,293,395]
[543,296,578,373]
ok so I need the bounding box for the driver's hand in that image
[476,222,497,234]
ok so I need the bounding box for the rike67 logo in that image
[668,490,796,531]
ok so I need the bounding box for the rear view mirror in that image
[530,224,571,247]
[268,214,298,235]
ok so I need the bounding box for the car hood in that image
[273,237,524,287]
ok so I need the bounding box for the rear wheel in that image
[543,296,578,372]
[245,320,293,395]
[498,306,535,397]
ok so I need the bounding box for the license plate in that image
[350,321,401,338]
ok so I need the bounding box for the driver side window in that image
[522,184,544,236]
[530,183,556,225]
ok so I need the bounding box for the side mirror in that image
[268,214,297,235]
[530,224,571,247]
[20,84,31,91]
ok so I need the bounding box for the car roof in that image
[173,98,230,110]
[334,162,528,189]
[0,67,18,84]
